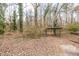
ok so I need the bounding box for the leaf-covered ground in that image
[0,32,79,56]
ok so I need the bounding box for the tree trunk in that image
[65,5,68,24]
[13,10,17,31]
[18,3,23,32]
[34,7,38,27]
[71,11,73,23]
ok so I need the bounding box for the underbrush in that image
[65,23,79,33]
[0,20,5,34]
[23,26,45,39]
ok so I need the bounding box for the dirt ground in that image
[0,32,79,56]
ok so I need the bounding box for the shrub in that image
[0,28,4,34]
[23,26,44,39]
[65,23,79,33]
[0,19,5,34]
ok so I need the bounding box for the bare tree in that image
[32,3,40,27]
[43,3,52,27]
[0,3,8,34]
[12,10,17,31]
[25,11,29,26]
[74,5,79,23]
[18,3,23,32]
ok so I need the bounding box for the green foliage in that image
[66,23,79,32]
[0,19,4,34]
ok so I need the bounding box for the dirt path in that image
[59,39,79,56]
[60,34,79,56]
[60,44,79,56]
[0,34,79,56]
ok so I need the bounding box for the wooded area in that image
[0,3,79,56]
